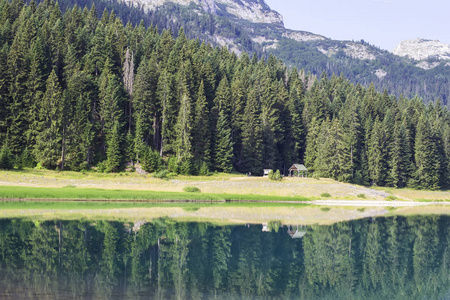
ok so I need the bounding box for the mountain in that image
[393,38,450,70]
[53,0,450,104]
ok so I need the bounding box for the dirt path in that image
[312,200,449,207]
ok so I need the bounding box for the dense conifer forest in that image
[1,217,449,299]
[1,0,450,189]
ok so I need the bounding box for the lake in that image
[0,216,449,299]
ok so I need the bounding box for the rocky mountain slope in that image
[393,38,450,61]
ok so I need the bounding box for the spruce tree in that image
[367,118,387,186]
[288,83,305,163]
[175,69,193,163]
[0,143,14,169]
[65,71,95,170]
[215,109,234,173]
[414,116,442,189]
[388,121,413,188]
[157,68,176,156]
[132,58,156,162]
[241,89,263,174]
[192,81,211,166]
[304,118,320,173]
[34,69,64,168]
[98,66,125,171]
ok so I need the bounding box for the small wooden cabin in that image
[288,164,308,177]
[287,225,307,239]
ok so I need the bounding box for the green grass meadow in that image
[0,185,311,202]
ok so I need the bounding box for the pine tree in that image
[304,118,320,173]
[65,71,95,170]
[215,109,234,173]
[34,69,64,168]
[98,66,125,171]
[388,121,413,188]
[240,88,263,174]
[157,68,176,156]
[175,69,193,163]
[192,81,211,165]
[105,122,122,172]
[414,115,442,189]
[132,58,156,162]
[0,143,14,169]
[367,118,387,186]
[6,16,30,154]
[288,82,305,163]
[340,96,361,181]
[0,44,10,145]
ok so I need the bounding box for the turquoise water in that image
[0,216,449,299]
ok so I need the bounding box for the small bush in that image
[357,193,366,199]
[268,169,282,181]
[183,186,201,193]
[320,193,331,198]
[357,208,366,212]
[385,195,398,201]
[153,170,170,179]
[35,162,45,170]
[320,207,331,212]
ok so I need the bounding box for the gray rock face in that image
[130,0,283,24]
[393,38,450,61]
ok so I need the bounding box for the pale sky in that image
[265,0,450,51]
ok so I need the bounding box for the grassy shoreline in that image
[0,185,312,202]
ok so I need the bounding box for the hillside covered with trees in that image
[31,0,450,105]
[1,0,450,190]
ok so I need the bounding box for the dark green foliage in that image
[0,217,450,299]
[214,110,233,173]
[141,146,164,173]
[20,147,35,168]
[33,69,64,169]
[0,143,14,169]
[268,169,282,181]
[1,0,450,188]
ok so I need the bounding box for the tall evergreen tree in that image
[175,68,193,163]
[157,68,176,156]
[98,66,125,170]
[367,118,387,186]
[34,69,64,168]
[215,109,234,173]
[414,115,442,189]
[192,81,211,166]
[240,89,263,175]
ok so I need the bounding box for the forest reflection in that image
[0,216,449,299]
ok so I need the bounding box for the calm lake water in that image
[0,216,449,299]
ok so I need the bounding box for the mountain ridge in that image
[51,0,450,104]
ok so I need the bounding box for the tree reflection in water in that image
[0,216,449,299]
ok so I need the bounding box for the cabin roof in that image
[288,230,307,239]
[289,164,307,171]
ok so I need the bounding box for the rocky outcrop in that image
[393,38,450,61]
[218,0,283,24]
[344,42,377,60]
[131,0,282,24]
